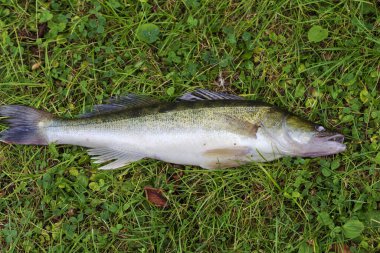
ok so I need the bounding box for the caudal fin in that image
[0,105,53,145]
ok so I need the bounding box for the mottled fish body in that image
[0,90,346,169]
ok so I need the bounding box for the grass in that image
[0,0,379,252]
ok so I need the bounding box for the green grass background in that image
[0,0,379,252]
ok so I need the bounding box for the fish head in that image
[282,115,346,157]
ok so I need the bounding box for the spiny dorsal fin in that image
[80,94,159,117]
[179,89,244,101]
[88,147,145,170]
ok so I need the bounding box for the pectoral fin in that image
[203,147,251,157]
[202,147,252,169]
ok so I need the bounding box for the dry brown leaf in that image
[144,186,168,208]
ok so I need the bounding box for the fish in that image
[0,89,346,170]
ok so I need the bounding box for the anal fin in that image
[88,147,145,170]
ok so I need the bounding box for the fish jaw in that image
[297,133,346,157]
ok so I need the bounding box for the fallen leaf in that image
[144,186,168,208]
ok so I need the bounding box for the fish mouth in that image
[301,133,346,157]
[317,133,345,144]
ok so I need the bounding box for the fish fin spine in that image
[179,89,244,101]
[0,105,53,145]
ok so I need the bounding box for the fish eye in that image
[315,125,325,132]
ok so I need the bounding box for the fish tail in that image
[0,105,54,145]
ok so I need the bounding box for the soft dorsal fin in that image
[88,147,145,170]
[80,94,159,117]
[179,89,244,101]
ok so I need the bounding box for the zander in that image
[0,89,346,169]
